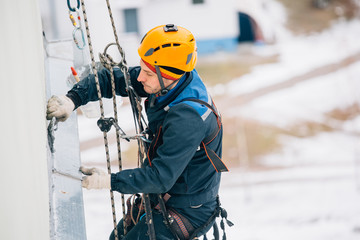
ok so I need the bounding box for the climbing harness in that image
[78,0,156,239]
[152,194,233,240]
[67,0,85,50]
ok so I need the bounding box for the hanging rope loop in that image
[99,43,121,70]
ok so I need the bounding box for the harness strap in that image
[154,194,195,240]
[184,98,228,173]
[188,196,234,240]
[168,208,195,240]
[188,206,220,240]
[155,194,181,240]
[202,142,228,172]
[155,194,234,240]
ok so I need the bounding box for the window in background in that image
[124,8,139,33]
[192,0,205,4]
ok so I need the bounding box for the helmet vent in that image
[189,38,194,42]
[162,43,171,48]
[186,53,193,65]
[173,43,181,47]
[144,48,154,56]
[160,65,185,75]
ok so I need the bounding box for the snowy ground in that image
[78,18,360,240]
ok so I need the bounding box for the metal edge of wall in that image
[40,0,87,238]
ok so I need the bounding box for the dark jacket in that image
[67,66,223,226]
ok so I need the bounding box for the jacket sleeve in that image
[111,104,206,194]
[66,66,148,108]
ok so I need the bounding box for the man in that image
[47,24,229,240]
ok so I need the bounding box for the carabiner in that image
[68,9,85,49]
[67,0,80,12]
[72,27,86,50]
[69,9,81,28]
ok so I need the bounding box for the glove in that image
[80,166,111,190]
[46,95,75,122]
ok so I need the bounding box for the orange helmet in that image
[138,24,197,80]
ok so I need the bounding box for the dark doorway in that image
[237,12,257,42]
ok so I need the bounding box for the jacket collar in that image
[150,71,193,110]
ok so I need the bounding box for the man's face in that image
[137,60,174,94]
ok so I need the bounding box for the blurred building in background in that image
[42,0,285,66]
[114,0,239,55]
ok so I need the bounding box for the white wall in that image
[41,0,240,66]
[0,0,49,239]
[78,0,240,65]
[137,0,238,40]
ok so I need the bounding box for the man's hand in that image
[46,95,75,122]
[80,167,111,190]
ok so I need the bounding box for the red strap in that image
[142,60,178,80]
[168,209,190,239]
[154,193,171,210]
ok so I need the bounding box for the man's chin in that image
[143,87,153,94]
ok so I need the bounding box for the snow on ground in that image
[220,127,360,240]
[221,166,360,240]
[230,61,360,128]
[78,17,360,240]
[210,19,360,98]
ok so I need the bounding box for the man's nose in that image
[137,72,146,82]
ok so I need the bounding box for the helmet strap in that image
[154,65,179,96]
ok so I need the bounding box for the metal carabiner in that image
[72,27,86,50]
[68,10,85,49]
[69,10,81,28]
[67,0,80,12]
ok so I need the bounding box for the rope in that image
[103,1,156,239]
[78,0,156,238]
[79,1,119,239]
[99,43,127,235]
